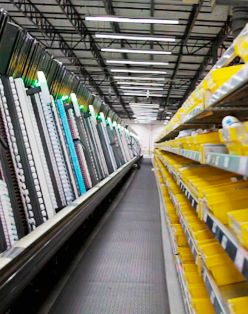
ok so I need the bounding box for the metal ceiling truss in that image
[180,16,232,106]
[8,0,130,118]
[164,0,204,109]
[55,0,130,118]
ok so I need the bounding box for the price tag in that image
[224,156,229,168]
[203,211,208,222]
[221,235,227,250]
[185,190,188,197]
[212,222,217,233]
[234,248,245,272]
[210,291,215,304]
[238,157,248,175]
[215,156,220,166]
[192,199,195,207]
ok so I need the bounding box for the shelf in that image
[205,152,248,177]
[156,43,248,143]
[202,206,248,282]
[164,175,229,314]
[181,149,201,163]
[0,157,138,313]
[159,145,248,178]
[158,151,248,283]
[178,179,199,213]
[154,168,194,314]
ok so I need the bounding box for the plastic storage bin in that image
[228,296,248,314]
[200,242,245,286]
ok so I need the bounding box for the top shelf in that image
[158,78,248,142]
[156,24,248,143]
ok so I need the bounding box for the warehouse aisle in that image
[49,158,170,314]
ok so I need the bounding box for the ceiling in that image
[0,0,233,122]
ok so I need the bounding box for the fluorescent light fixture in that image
[166,117,170,119]
[95,34,176,42]
[121,87,163,91]
[107,60,169,66]
[124,92,163,97]
[117,82,164,86]
[86,16,179,25]
[111,69,167,74]
[114,76,165,81]
[96,34,175,42]
[102,48,171,55]
[130,103,159,106]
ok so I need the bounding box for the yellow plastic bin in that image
[204,189,248,224]
[200,242,245,286]
[187,284,209,299]
[192,298,215,314]
[228,209,248,237]
[228,296,248,314]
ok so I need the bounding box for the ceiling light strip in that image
[124,92,163,97]
[118,82,164,86]
[121,87,163,90]
[107,60,169,66]
[95,34,175,42]
[85,16,179,24]
[111,69,167,74]
[102,48,171,55]
[114,76,165,81]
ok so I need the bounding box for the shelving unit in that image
[156,153,248,314]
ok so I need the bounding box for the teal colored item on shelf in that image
[56,99,86,194]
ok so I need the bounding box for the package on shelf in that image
[219,121,248,156]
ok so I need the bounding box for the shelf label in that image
[210,290,215,304]
[224,156,229,168]
[234,248,245,272]
[206,154,211,164]
[212,222,217,233]
[221,235,227,250]
[203,211,208,222]
[203,270,207,281]
[191,199,195,207]
[238,157,248,175]
[215,156,220,166]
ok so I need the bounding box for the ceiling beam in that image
[165,0,204,107]
[101,0,139,105]
[179,16,231,105]
[8,0,117,110]
[55,0,130,117]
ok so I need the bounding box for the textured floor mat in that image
[49,159,170,314]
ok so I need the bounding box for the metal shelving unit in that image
[159,160,248,314]
[158,152,248,286]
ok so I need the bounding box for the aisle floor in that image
[49,159,170,314]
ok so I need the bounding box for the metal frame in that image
[0,1,234,120]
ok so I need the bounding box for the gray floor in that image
[49,159,170,314]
